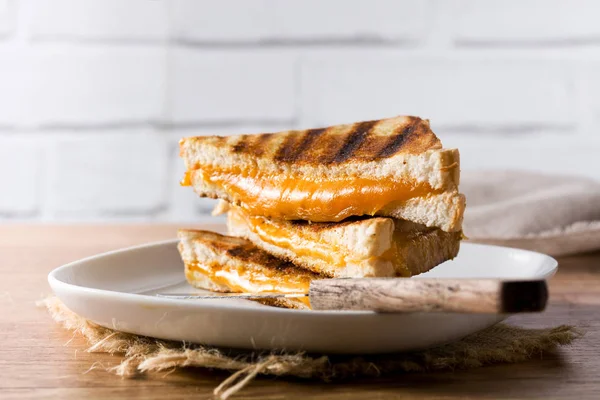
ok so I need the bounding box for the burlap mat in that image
[42,297,581,399]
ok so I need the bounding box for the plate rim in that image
[48,239,558,317]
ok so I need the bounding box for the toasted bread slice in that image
[180,115,464,231]
[226,205,461,278]
[178,229,322,309]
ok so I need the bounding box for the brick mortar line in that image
[0,119,298,132]
[24,37,420,49]
[438,124,575,134]
[0,125,578,135]
[30,36,168,46]
[16,38,600,51]
[456,38,600,48]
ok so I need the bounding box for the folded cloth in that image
[462,170,600,256]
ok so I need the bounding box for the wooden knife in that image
[157,278,548,313]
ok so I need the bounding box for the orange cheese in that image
[229,207,346,267]
[232,206,422,276]
[185,261,312,307]
[180,170,192,186]
[186,166,434,222]
[233,205,444,277]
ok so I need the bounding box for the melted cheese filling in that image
[229,207,346,266]
[185,261,312,307]
[182,166,434,222]
[231,206,421,277]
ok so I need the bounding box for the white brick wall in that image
[0,0,11,36]
[444,133,600,181]
[45,131,168,218]
[169,49,296,123]
[0,0,599,221]
[0,48,166,127]
[0,136,41,216]
[172,0,429,43]
[582,63,600,127]
[455,0,600,45]
[299,56,573,129]
[30,0,168,41]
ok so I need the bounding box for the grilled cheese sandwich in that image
[180,116,465,231]
[178,229,320,309]
[177,115,466,307]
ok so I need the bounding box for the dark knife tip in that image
[501,280,548,313]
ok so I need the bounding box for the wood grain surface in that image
[310,278,548,313]
[1,224,599,399]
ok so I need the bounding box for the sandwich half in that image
[225,204,461,278]
[180,115,465,232]
[178,229,321,309]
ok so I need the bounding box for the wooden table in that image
[1,225,599,399]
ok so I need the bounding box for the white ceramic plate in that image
[48,241,557,354]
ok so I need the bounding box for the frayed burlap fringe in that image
[41,297,581,399]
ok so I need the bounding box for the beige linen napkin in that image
[462,170,600,256]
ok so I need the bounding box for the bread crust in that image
[385,191,466,232]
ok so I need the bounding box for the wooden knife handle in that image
[309,278,548,313]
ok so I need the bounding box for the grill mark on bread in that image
[274,128,326,162]
[225,244,285,267]
[245,133,273,157]
[376,119,418,158]
[231,135,248,153]
[274,133,298,162]
[187,229,312,275]
[326,120,378,164]
[293,128,327,162]
[224,243,315,276]
[274,128,325,162]
[181,116,442,166]
[257,133,273,149]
